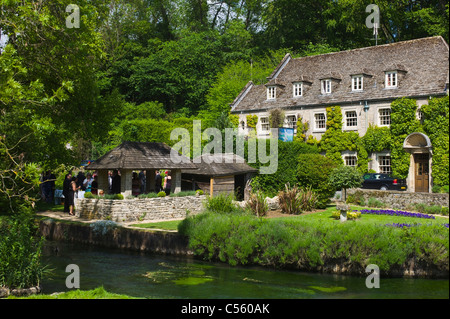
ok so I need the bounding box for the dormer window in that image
[352,75,364,91]
[385,71,398,88]
[293,82,303,97]
[321,79,332,94]
[267,86,276,100]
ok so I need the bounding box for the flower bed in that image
[359,209,436,219]
[386,223,449,228]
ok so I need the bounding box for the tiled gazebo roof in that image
[86,141,197,170]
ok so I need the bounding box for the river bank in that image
[37,211,449,279]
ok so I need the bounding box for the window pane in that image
[345,156,357,167]
[346,111,357,127]
[379,155,392,174]
[379,108,391,125]
[315,113,326,129]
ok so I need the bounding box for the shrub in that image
[84,192,95,199]
[157,191,166,197]
[367,197,385,208]
[346,190,366,206]
[179,212,449,272]
[278,184,303,215]
[114,194,124,200]
[204,193,242,214]
[246,191,269,217]
[0,217,46,289]
[169,191,196,197]
[297,153,336,208]
[248,140,319,197]
[328,166,363,201]
[196,190,204,195]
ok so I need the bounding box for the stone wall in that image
[75,195,207,222]
[39,219,192,256]
[347,189,449,210]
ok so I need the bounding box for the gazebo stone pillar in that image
[97,170,109,196]
[172,169,181,194]
[120,169,133,197]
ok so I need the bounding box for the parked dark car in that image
[361,173,407,191]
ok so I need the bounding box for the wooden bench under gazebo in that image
[86,141,197,197]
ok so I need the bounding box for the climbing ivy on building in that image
[246,115,258,129]
[361,125,392,153]
[318,106,368,173]
[421,96,449,187]
[389,98,422,179]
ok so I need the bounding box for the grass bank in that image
[178,209,449,277]
[6,286,138,299]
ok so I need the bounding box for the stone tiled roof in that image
[182,153,258,177]
[231,37,449,113]
[87,141,197,170]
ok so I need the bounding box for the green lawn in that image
[129,220,182,231]
[128,204,448,231]
[7,286,138,299]
[277,205,449,226]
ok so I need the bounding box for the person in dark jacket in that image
[155,170,162,193]
[111,170,121,194]
[62,172,72,213]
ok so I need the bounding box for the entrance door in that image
[414,154,429,193]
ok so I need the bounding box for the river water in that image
[40,242,448,299]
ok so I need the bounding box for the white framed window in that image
[260,117,270,132]
[293,83,303,97]
[314,113,326,131]
[286,115,297,130]
[267,86,276,100]
[378,155,392,174]
[385,71,397,88]
[321,79,331,94]
[344,155,358,167]
[345,111,358,128]
[378,108,391,126]
[352,75,363,91]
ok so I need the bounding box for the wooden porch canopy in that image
[87,141,197,196]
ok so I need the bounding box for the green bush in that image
[178,212,449,272]
[297,154,336,208]
[0,217,46,289]
[84,192,95,199]
[278,184,318,214]
[114,194,124,200]
[169,191,197,197]
[203,193,242,214]
[367,197,385,208]
[157,191,166,197]
[246,191,269,217]
[248,140,319,197]
[196,190,204,195]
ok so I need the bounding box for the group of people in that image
[61,169,172,215]
[109,169,172,197]
[131,170,172,196]
[62,171,98,215]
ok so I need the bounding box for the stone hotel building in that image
[230,37,449,192]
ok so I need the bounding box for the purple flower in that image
[360,209,435,219]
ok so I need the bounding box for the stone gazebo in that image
[87,141,197,196]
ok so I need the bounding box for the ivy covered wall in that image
[317,96,449,187]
